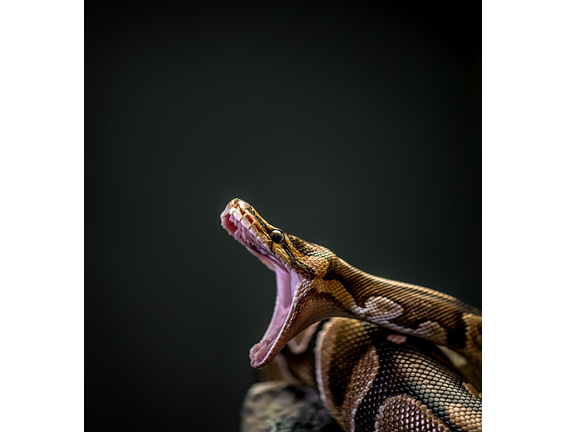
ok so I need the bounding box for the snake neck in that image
[315,256,482,368]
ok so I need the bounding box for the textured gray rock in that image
[241,381,343,432]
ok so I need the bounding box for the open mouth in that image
[220,199,303,368]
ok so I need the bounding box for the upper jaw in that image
[221,199,297,271]
[221,199,263,249]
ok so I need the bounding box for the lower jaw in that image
[249,335,286,368]
[249,340,271,368]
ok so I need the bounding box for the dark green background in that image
[86,2,480,430]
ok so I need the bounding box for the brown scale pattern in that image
[374,395,451,432]
[321,257,482,368]
[316,319,381,431]
[309,318,481,432]
[382,339,482,432]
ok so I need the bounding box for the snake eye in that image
[270,229,285,244]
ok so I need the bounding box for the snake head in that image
[221,198,340,369]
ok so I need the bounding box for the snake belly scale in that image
[221,198,481,432]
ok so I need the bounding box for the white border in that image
[0,1,84,430]
[483,0,567,429]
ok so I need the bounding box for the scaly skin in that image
[221,198,482,432]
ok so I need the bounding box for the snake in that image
[221,198,482,432]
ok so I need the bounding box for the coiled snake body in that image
[221,198,482,432]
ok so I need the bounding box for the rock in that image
[241,381,342,432]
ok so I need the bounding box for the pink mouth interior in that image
[221,208,300,368]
